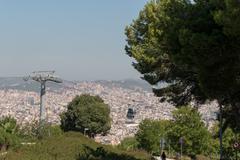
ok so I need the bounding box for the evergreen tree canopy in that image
[125,0,240,130]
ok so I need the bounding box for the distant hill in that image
[95,79,152,91]
[0,77,66,92]
[0,77,152,92]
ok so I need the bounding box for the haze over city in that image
[0,0,239,159]
[0,0,147,80]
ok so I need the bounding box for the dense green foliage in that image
[61,94,111,137]
[134,107,221,158]
[76,146,147,160]
[118,137,139,151]
[125,0,240,131]
[6,132,151,160]
[167,107,213,157]
[0,116,20,150]
[211,123,240,159]
[136,119,169,154]
[37,125,63,139]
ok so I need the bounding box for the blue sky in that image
[0,0,147,80]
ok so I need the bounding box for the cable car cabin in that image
[126,108,136,120]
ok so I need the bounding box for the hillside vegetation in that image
[5,132,151,160]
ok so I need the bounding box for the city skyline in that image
[0,0,147,80]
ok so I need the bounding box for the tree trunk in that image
[219,103,223,160]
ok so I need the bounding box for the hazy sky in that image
[0,0,147,80]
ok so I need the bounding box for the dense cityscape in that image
[0,79,218,145]
[0,0,239,159]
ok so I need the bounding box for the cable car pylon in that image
[24,71,62,127]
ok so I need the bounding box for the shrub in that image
[38,125,63,139]
[0,116,21,150]
[167,106,213,157]
[136,119,170,154]
[118,137,139,151]
[61,94,111,137]
[76,145,146,160]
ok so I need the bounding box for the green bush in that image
[136,119,170,154]
[38,125,63,139]
[19,121,63,140]
[118,137,139,151]
[167,107,213,157]
[0,116,21,150]
[76,146,146,160]
[61,94,111,137]
[210,123,240,159]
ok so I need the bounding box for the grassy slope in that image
[5,132,150,160]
